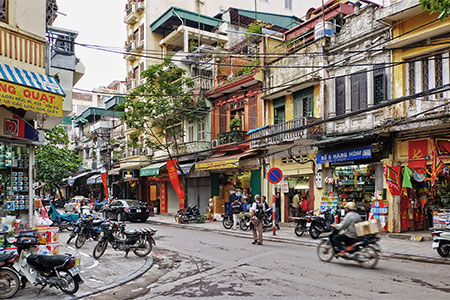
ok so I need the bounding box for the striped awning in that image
[0,63,65,96]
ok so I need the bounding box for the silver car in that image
[64,196,86,213]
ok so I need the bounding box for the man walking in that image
[230,197,243,230]
[292,191,301,217]
[250,195,264,245]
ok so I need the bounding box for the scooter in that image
[316,228,381,269]
[432,227,450,257]
[309,208,335,239]
[294,209,316,237]
[0,253,20,298]
[13,231,83,295]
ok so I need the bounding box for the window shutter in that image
[248,96,257,130]
[359,72,367,109]
[374,64,385,104]
[307,95,314,117]
[140,24,144,40]
[351,73,359,111]
[335,76,345,115]
[219,105,226,133]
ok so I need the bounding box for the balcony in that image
[216,130,247,146]
[175,141,211,155]
[250,118,323,148]
[112,124,125,139]
[136,1,144,13]
[124,3,138,24]
[124,44,136,61]
[90,120,112,134]
[83,158,97,170]
[133,40,144,51]
[192,75,213,91]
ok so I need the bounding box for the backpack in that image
[255,203,265,219]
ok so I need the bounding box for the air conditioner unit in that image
[211,139,219,147]
[144,148,153,156]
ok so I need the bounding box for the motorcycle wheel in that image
[75,233,87,249]
[93,240,108,259]
[67,231,77,244]
[437,245,450,257]
[309,224,321,239]
[0,268,20,299]
[222,216,233,229]
[196,215,205,223]
[240,220,250,231]
[317,240,334,262]
[294,224,305,237]
[179,215,189,224]
[117,213,123,222]
[133,238,152,257]
[57,270,79,294]
[358,246,379,269]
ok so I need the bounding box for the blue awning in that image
[248,125,268,134]
[0,63,65,96]
[86,174,102,185]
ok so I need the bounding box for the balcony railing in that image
[112,124,125,139]
[175,141,211,155]
[192,75,213,91]
[124,4,138,24]
[217,130,247,146]
[250,118,323,148]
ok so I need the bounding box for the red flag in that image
[166,159,185,209]
[100,173,108,200]
[384,166,402,196]
[431,150,445,186]
[435,137,450,156]
[408,140,428,169]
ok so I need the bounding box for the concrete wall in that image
[13,0,46,38]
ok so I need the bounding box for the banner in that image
[100,173,108,200]
[408,140,428,169]
[435,137,450,156]
[160,182,167,213]
[431,150,445,186]
[384,166,402,196]
[0,106,38,141]
[166,159,185,209]
[316,146,372,164]
[0,81,63,117]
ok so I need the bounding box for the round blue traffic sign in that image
[268,167,283,184]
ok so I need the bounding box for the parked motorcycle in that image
[13,231,83,295]
[294,209,316,237]
[432,227,450,257]
[92,221,156,259]
[48,203,79,232]
[222,214,233,229]
[262,207,274,232]
[74,215,104,248]
[239,211,251,231]
[66,217,82,245]
[317,228,381,268]
[176,206,205,224]
[309,208,335,239]
[0,252,20,298]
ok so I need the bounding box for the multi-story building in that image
[0,0,84,224]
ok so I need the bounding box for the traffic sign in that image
[267,167,283,184]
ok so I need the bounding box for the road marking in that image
[132,287,144,292]
[86,259,99,269]
[67,245,90,258]
[89,278,102,283]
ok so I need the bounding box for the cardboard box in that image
[368,219,382,234]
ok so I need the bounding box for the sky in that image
[53,0,126,91]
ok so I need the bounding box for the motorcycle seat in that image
[124,230,137,236]
[0,252,16,262]
[27,254,70,268]
[93,219,104,226]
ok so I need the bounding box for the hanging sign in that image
[316,146,372,164]
[160,182,167,213]
[167,159,185,209]
[280,181,289,193]
[100,173,108,200]
[408,139,428,168]
[268,167,283,184]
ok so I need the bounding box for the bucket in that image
[46,227,59,244]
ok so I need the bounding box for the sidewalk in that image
[147,214,450,265]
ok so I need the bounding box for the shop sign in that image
[123,170,135,180]
[316,146,372,164]
[280,181,289,193]
[0,81,63,117]
[195,158,239,171]
[0,107,38,141]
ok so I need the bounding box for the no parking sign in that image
[267,168,283,184]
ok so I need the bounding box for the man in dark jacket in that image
[230,197,243,230]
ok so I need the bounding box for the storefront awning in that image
[140,162,166,177]
[195,152,256,171]
[86,174,102,185]
[65,171,96,186]
[177,163,194,175]
[108,168,121,175]
[0,63,65,117]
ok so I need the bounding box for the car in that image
[64,196,87,213]
[103,199,149,222]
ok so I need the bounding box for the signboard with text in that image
[316,146,372,164]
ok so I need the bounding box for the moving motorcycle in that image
[432,227,450,257]
[317,228,381,268]
[175,206,205,224]
[93,221,156,259]
[309,208,335,239]
[74,215,104,248]
[13,231,83,295]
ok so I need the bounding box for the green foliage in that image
[420,0,450,20]
[36,126,82,190]
[189,40,198,52]
[121,58,207,157]
[247,23,262,34]
[228,117,242,131]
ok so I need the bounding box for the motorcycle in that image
[92,221,156,259]
[0,252,20,298]
[294,209,316,237]
[74,215,104,249]
[239,211,252,231]
[309,208,335,239]
[13,231,83,295]
[175,206,205,224]
[262,207,274,232]
[432,227,450,257]
[66,217,82,245]
[316,228,381,269]
[222,214,234,229]
[48,203,79,232]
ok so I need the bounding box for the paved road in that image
[84,222,450,300]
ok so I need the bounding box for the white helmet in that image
[344,202,356,211]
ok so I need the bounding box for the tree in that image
[121,58,207,202]
[36,125,82,199]
[420,0,450,20]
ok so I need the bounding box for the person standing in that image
[250,195,264,245]
[292,191,301,217]
[230,197,243,230]
[300,194,309,216]
[274,192,281,230]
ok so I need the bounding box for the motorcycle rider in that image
[331,202,362,257]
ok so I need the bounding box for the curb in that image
[71,255,154,299]
[147,220,450,265]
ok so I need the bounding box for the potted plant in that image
[229,116,242,131]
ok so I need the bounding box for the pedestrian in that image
[250,195,264,245]
[261,195,268,210]
[230,197,243,230]
[274,191,281,230]
[300,194,309,217]
[292,191,301,217]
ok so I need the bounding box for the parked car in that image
[103,199,149,222]
[64,196,87,213]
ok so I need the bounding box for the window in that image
[248,96,257,129]
[293,87,314,119]
[351,70,367,111]
[187,121,194,142]
[198,120,206,141]
[139,24,144,41]
[408,61,415,96]
[0,0,7,23]
[435,54,443,98]
[422,58,429,99]
[335,76,346,115]
[285,0,292,10]
[273,97,285,124]
[219,105,227,133]
[373,64,386,104]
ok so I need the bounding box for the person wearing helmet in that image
[331,201,362,256]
